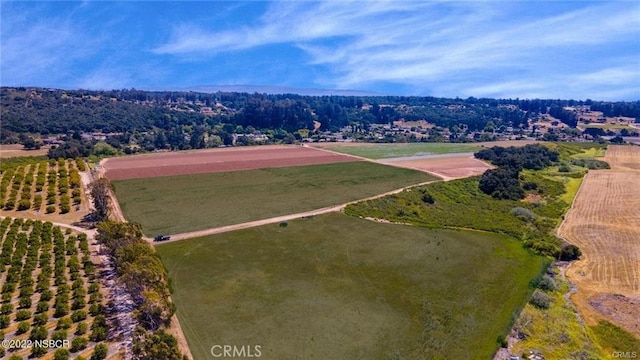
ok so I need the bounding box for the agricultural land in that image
[156,212,547,360]
[313,142,482,159]
[560,145,640,337]
[0,217,111,359]
[102,145,357,180]
[112,160,439,237]
[0,157,90,224]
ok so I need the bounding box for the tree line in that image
[4,87,638,146]
[89,178,187,359]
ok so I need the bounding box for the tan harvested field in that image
[103,145,358,180]
[381,154,493,180]
[0,144,49,158]
[560,145,640,337]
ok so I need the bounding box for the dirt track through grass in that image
[157,213,546,360]
[113,161,439,237]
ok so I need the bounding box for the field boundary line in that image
[309,144,449,180]
[154,179,439,244]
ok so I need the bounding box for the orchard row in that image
[0,217,109,360]
[0,158,87,215]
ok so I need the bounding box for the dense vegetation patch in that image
[475,144,560,200]
[94,221,186,359]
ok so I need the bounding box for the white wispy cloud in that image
[153,1,640,99]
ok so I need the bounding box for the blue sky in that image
[1,1,639,100]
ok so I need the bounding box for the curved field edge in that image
[156,212,547,360]
[112,161,439,237]
[317,142,482,159]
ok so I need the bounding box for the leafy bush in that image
[559,243,581,261]
[537,275,557,292]
[70,336,88,352]
[33,313,48,326]
[52,329,68,341]
[0,315,9,329]
[17,199,30,211]
[91,344,108,360]
[511,207,536,222]
[54,349,71,360]
[15,309,31,321]
[56,317,72,330]
[75,321,87,335]
[558,164,572,173]
[571,159,610,169]
[529,290,551,309]
[71,310,87,322]
[16,321,30,334]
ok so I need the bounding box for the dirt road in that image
[153,179,437,244]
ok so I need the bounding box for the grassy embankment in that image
[512,268,640,359]
[113,161,439,237]
[157,212,547,360]
[511,143,639,358]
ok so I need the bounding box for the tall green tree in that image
[89,178,111,222]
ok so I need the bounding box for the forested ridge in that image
[4,87,639,137]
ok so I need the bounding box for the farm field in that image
[113,161,438,237]
[156,212,547,360]
[313,140,540,160]
[102,145,357,180]
[559,145,640,337]
[379,153,494,180]
[0,217,110,359]
[0,157,90,224]
[0,145,49,159]
[313,142,481,159]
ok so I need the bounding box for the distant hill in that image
[1,86,638,151]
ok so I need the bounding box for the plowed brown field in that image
[103,145,358,180]
[381,154,494,180]
[559,145,640,337]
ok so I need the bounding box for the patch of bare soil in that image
[0,144,50,158]
[384,154,493,180]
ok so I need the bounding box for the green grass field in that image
[157,213,547,360]
[113,161,438,236]
[321,143,481,159]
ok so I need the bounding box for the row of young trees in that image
[0,218,107,359]
[0,158,85,214]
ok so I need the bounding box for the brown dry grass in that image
[559,145,640,337]
[0,144,49,158]
[383,154,493,180]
